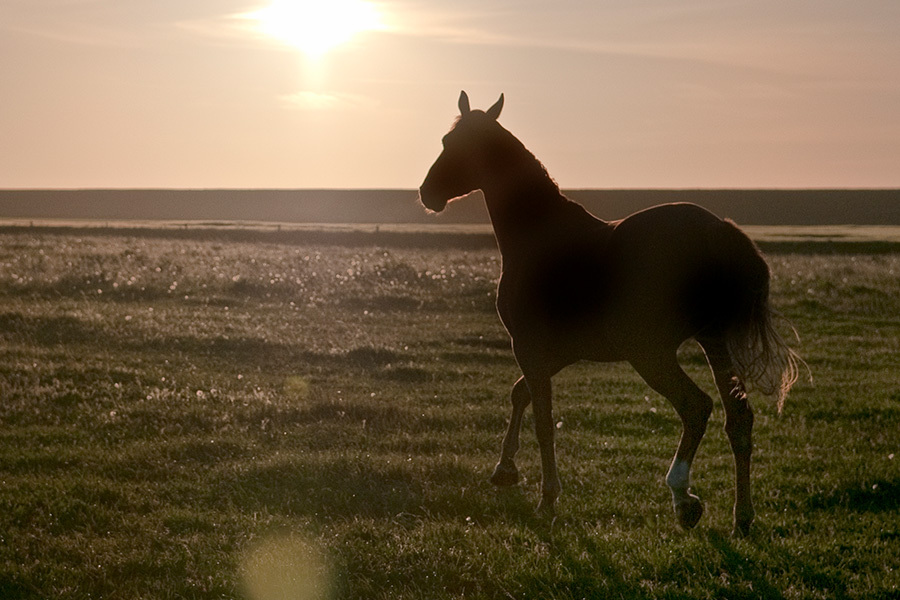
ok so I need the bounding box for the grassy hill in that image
[1,229,898,598]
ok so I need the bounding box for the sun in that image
[247,0,383,57]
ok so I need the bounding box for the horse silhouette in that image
[419,91,803,536]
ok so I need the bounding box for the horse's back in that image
[605,202,768,348]
[611,202,723,239]
[609,202,759,268]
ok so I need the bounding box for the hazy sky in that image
[2,0,899,189]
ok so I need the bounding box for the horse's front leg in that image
[490,376,531,486]
[528,375,560,515]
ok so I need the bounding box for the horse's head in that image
[419,91,505,212]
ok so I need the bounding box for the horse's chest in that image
[497,256,611,338]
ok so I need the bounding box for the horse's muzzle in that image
[418,186,448,213]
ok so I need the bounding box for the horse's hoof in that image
[675,496,704,530]
[732,515,754,538]
[489,463,519,487]
[731,504,754,537]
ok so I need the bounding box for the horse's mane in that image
[505,139,561,197]
[450,115,562,199]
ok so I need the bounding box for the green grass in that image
[0,229,898,599]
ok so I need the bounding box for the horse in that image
[418,91,803,536]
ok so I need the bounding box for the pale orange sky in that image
[1,0,899,189]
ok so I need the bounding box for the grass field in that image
[0,226,898,599]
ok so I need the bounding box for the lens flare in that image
[241,533,333,600]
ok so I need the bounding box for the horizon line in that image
[3,187,899,193]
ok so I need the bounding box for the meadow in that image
[0,226,898,599]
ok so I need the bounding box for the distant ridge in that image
[1,189,898,226]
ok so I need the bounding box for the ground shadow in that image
[806,476,900,513]
[212,455,537,525]
[706,530,786,599]
[0,312,96,345]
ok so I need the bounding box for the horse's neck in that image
[483,178,606,260]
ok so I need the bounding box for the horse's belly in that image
[500,298,625,368]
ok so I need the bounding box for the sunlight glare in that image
[248,0,383,57]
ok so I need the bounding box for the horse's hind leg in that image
[630,353,713,530]
[490,376,531,487]
[700,338,755,537]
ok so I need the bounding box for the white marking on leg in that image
[666,458,691,505]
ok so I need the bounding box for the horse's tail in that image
[713,219,806,412]
[726,294,803,413]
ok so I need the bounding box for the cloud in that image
[0,5,145,48]
[3,23,141,47]
[174,13,266,48]
[279,91,375,111]
[380,1,891,79]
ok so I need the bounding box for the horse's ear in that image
[486,93,504,120]
[458,91,471,115]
